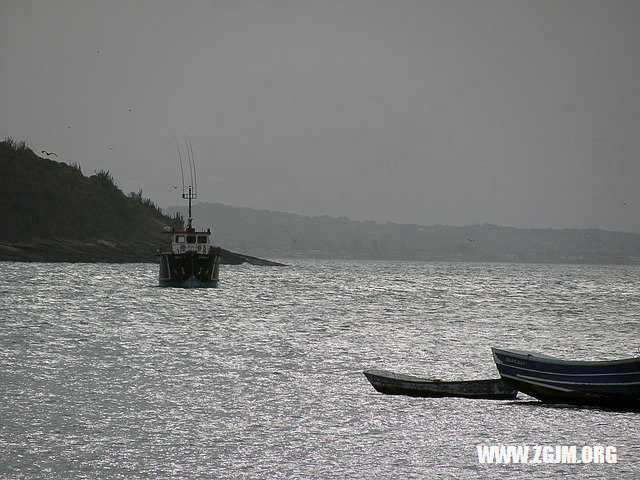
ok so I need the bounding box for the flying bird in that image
[172,185,179,189]
[41,150,58,157]
[623,202,629,207]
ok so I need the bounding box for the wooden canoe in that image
[363,369,518,400]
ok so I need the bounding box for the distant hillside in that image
[4,138,637,265]
[0,139,279,265]
[168,202,640,264]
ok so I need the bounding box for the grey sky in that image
[2,1,639,232]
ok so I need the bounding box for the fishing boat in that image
[158,137,221,288]
[363,369,518,400]
[492,348,640,409]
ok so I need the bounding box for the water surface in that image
[1,260,638,479]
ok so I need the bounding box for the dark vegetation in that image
[0,138,279,264]
[0,138,182,261]
[2,137,638,265]
[1,138,183,242]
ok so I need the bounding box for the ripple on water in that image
[0,260,638,479]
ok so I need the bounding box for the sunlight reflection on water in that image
[1,260,639,479]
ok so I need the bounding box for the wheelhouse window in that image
[175,235,185,243]
[197,236,208,244]
[186,235,196,244]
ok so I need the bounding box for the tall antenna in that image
[181,135,197,230]
[184,134,195,195]
[175,136,186,195]
[187,134,197,196]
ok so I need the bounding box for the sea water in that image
[0,260,638,479]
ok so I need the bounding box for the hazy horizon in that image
[2,1,639,233]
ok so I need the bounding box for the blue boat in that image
[492,348,640,409]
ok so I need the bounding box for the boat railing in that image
[159,243,220,255]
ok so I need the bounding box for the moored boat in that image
[158,138,221,288]
[363,369,518,400]
[492,348,640,409]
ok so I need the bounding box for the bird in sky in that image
[42,150,58,157]
[623,202,629,207]
[172,185,179,189]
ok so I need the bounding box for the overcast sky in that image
[2,1,639,232]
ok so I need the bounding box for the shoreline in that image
[0,239,285,266]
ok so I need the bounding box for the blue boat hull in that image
[492,348,640,409]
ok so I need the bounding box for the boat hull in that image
[363,369,518,400]
[492,348,640,409]
[159,250,220,288]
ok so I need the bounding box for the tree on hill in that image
[0,138,182,242]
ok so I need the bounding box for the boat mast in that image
[183,185,196,231]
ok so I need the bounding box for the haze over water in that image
[1,260,638,479]
[2,1,639,233]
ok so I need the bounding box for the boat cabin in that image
[163,227,212,254]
